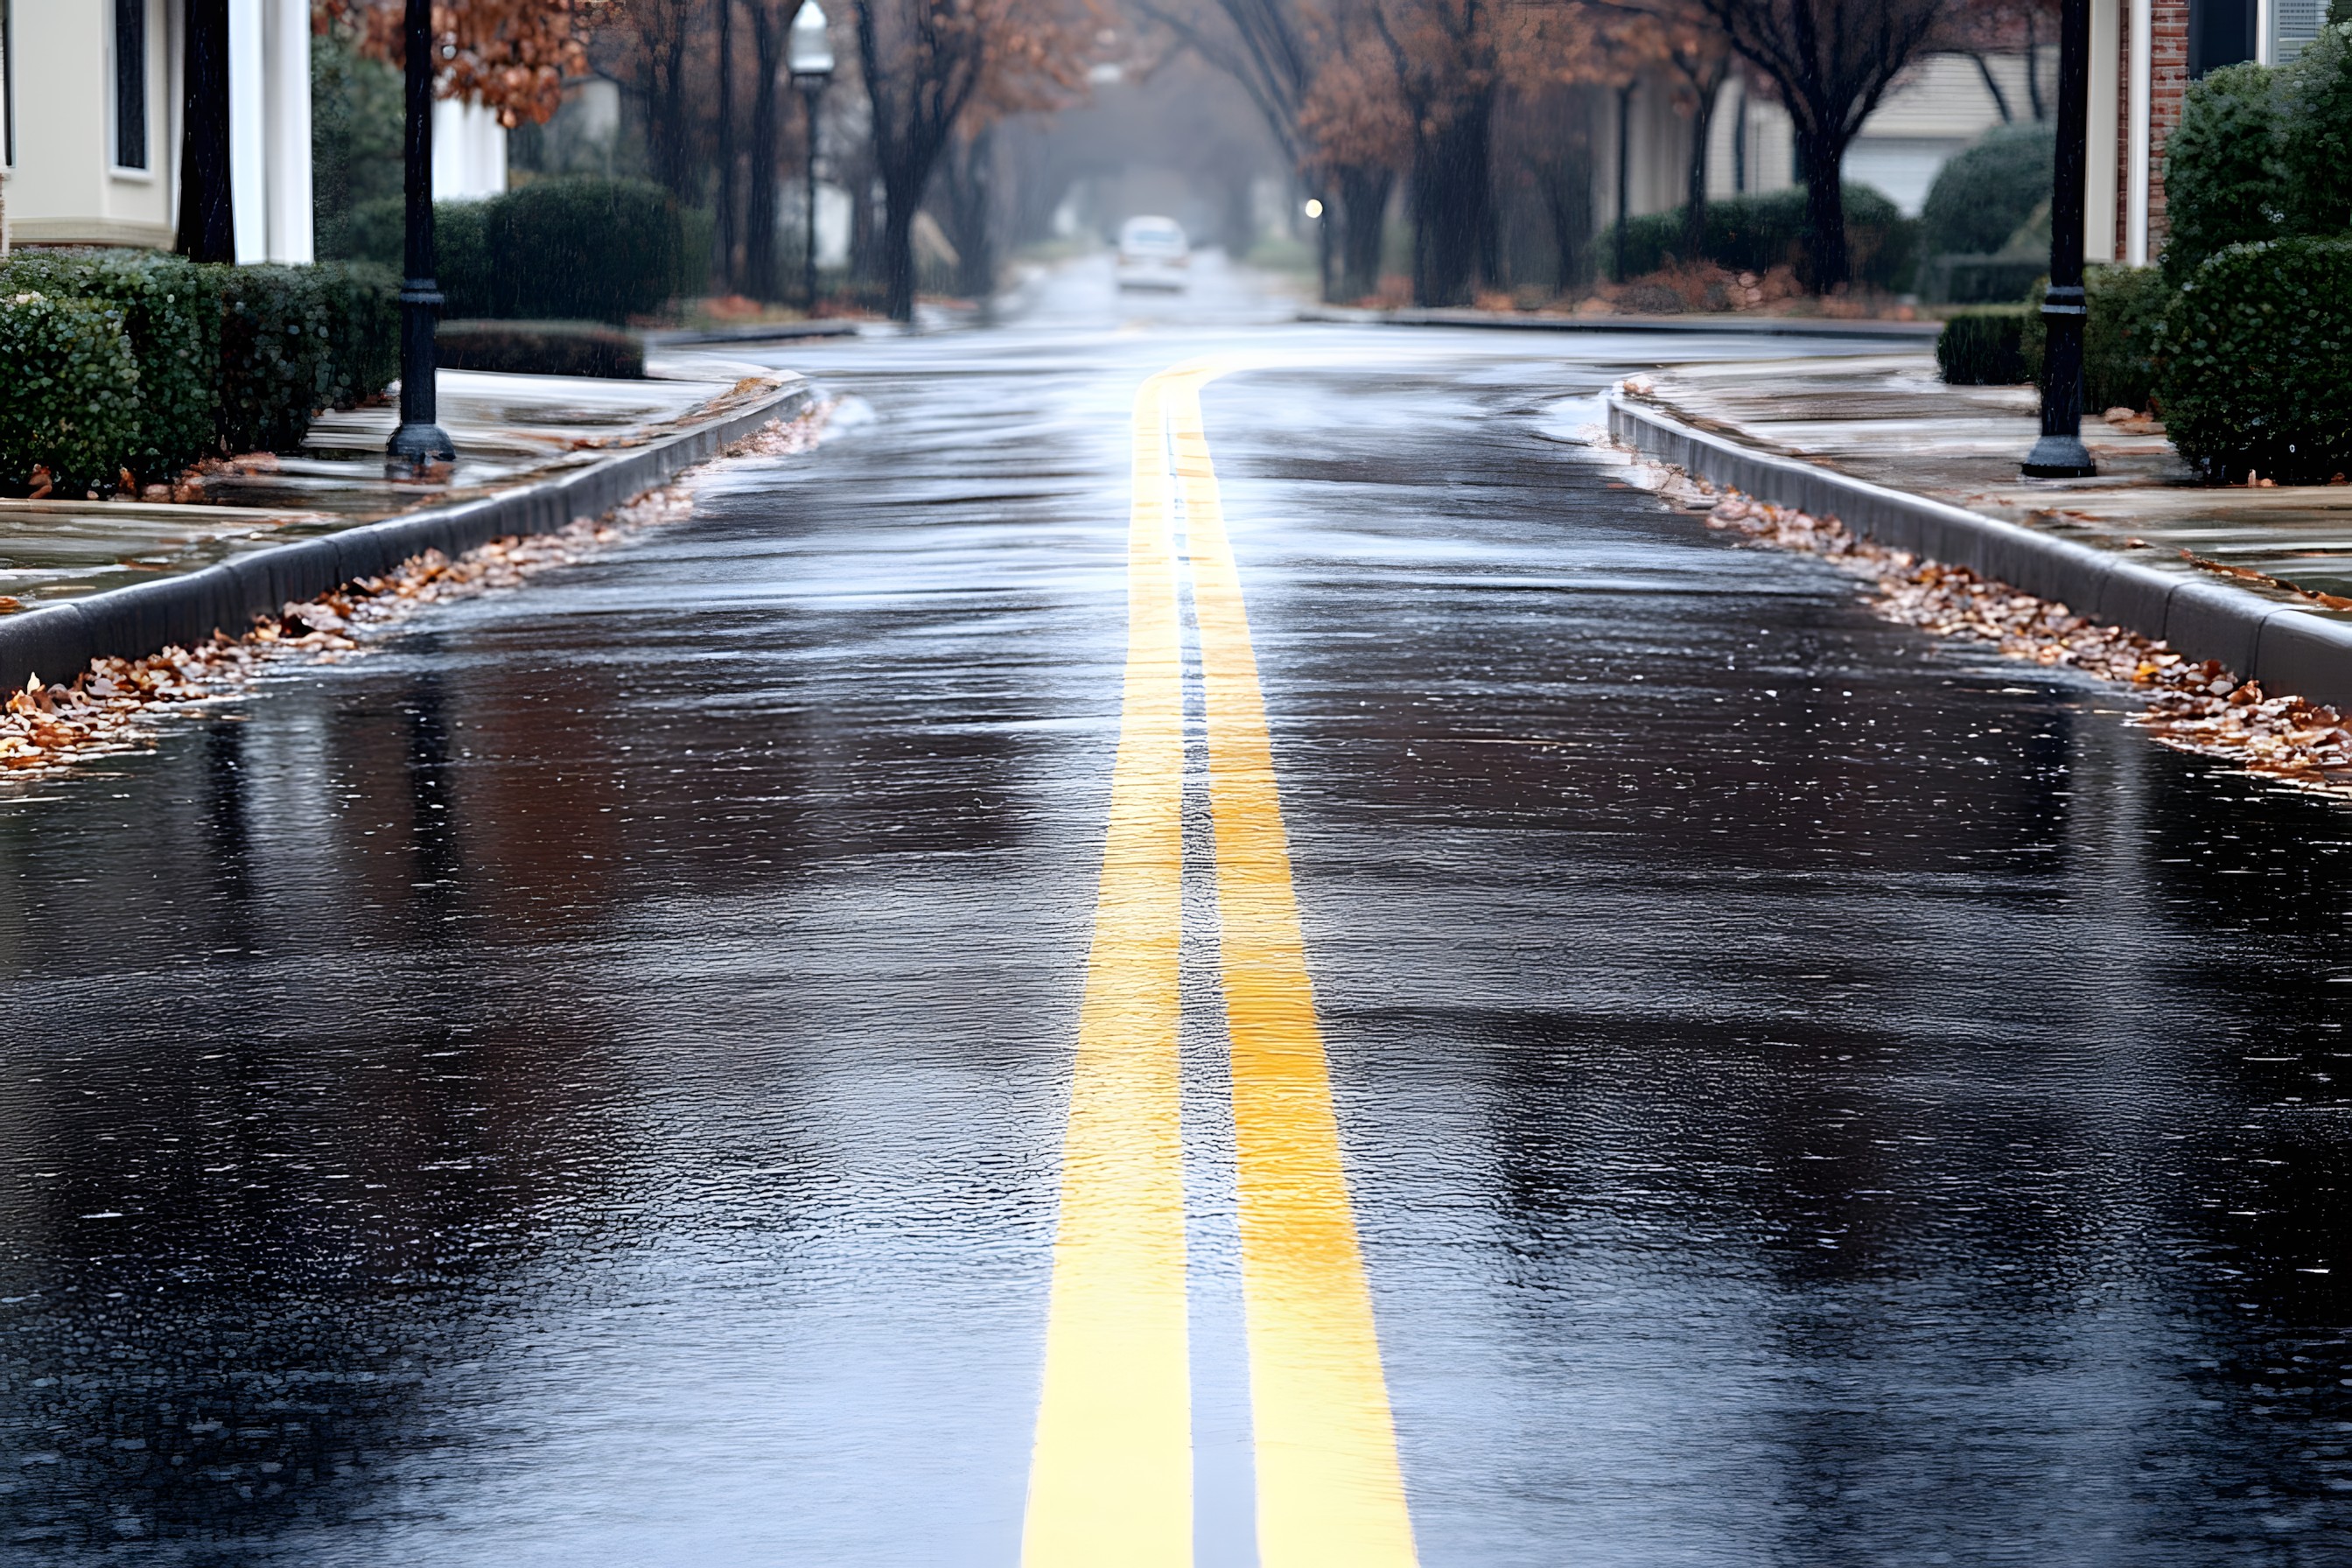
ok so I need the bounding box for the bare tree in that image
[855,0,995,318]
[1688,0,1950,288]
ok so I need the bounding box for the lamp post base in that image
[2022,434,2096,479]
[387,421,455,479]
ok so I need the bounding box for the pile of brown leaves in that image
[1673,480,2352,799]
[1,404,827,780]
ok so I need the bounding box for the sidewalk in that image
[1625,353,2352,601]
[0,356,797,614]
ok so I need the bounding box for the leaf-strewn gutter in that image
[1606,390,2352,710]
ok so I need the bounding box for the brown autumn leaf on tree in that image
[316,0,595,126]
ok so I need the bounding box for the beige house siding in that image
[4,0,178,250]
[1,0,317,260]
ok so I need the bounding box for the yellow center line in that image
[1024,362,1416,1567]
[1169,368,1420,1568]
[1021,374,1194,1567]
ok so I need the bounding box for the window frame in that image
[112,0,150,176]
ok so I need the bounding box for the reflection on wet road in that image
[3,256,2349,1565]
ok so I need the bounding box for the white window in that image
[115,0,148,172]
[3,0,16,172]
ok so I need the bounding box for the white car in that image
[1115,216,1191,291]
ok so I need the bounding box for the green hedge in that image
[2164,27,2352,280]
[437,319,645,379]
[2163,62,2285,284]
[352,176,684,323]
[2278,22,2352,236]
[2079,264,2169,411]
[1598,185,1918,290]
[0,290,144,494]
[1921,122,2056,258]
[1937,307,2037,385]
[2159,236,2352,483]
[2013,263,2171,410]
[0,250,217,480]
[0,254,396,494]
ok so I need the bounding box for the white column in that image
[2088,0,2121,262]
[228,0,267,262]
[262,0,312,262]
[2126,0,2152,265]
[432,99,508,201]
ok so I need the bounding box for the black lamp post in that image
[388,0,454,477]
[2024,0,2096,479]
[789,0,835,314]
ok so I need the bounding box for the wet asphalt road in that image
[4,256,2351,1565]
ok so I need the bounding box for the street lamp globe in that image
[789,0,835,86]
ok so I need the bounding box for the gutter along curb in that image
[1606,392,2352,711]
[0,379,816,696]
[1300,305,1942,342]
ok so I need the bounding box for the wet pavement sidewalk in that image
[1630,353,2352,605]
[0,354,805,614]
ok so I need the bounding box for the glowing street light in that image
[789,1,836,313]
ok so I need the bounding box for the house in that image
[0,0,507,260]
[1600,0,2328,274]
[2099,0,2327,263]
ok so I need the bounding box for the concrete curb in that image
[1606,392,2352,710]
[1301,305,1943,342]
[0,379,816,695]
[642,321,861,347]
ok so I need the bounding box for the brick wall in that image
[2118,0,2194,256]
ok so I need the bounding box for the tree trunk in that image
[178,0,234,262]
[746,2,783,300]
[1314,183,1337,303]
[1970,52,2015,122]
[648,21,697,201]
[1613,81,1634,283]
[1796,130,1848,290]
[1338,165,1391,301]
[1410,95,1494,306]
[717,0,738,291]
[1540,160,1589,294]
[880,173,918,321]
[1680,88,1718,262]
[935,124,996,299]
[2025,10,2047,119]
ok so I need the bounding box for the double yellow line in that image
[1022,364,1418,1567]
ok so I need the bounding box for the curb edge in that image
[1604,392,2352,710]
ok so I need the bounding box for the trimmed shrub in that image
[1922,122,2056,258]
[0,257,394,486]
[2158,236,2352,482]
[1598,185,1915,289]
[2018,263,2170,411]
[0,290,144,494]
[2276,22,2352,235]
[349,178,678,321]
[0,249,219,481]
[436,319,645,379]
[1937,307,2037,385]
[2080,264,2169,412]
[2162,62,2284,284]
[483,178,682,321]
[212,262,399,453]
[1917,255,2048,304]
[313,262,402,408]
[214,265,338,454]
